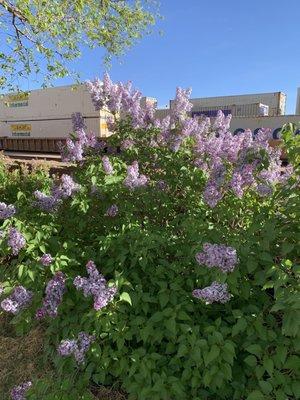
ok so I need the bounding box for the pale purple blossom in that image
[36,272,66,319]
[10,381,32,400]
[120,138,135,150]
[58,332,95,364]
[102,155,114,175]
[257,184,273,197]
[71,112,86,132]
[33,190,61,212]
[105,204,118,217]
[73,260,117,311]
[40,253,53,266]
[53,174,81,199]
[195,243,238,273]
[0,202,16,219]
[7,228,26,255]
[1,286,33,314]
[193,281,230,304]
[124,161,148,189]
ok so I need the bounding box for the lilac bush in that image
[0,74,299,399]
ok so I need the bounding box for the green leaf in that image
[205,345,220,366]
[119,292,132,305]
[259,380,273,394]
[263,358,274,375]
[246,390,264,400]
[244,355,257,367]
[245,344,262,357]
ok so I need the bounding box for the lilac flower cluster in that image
[7,228,26,255]
[102,155,114,175]
[124,161,148,189]
[195,243,238,273]
[36,272,66,319]
[61,129,96,162]
[39,253,53,266]
[34,174,80,212]
[33,190,61,212]
[10,381,32,400]
[191,122,283,207]
[1,286,33,314]
[71,112,86,132]
[105,204,118,217]
[120,138,135,150]
[0,202,16,219]
[58,331,95,364]
[87,73,156,129]
[53,174,81,199]
[73,260,117,311]
[192,282,230,304]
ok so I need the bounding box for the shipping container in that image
[230,115,300,138]
[296,88,300,115]
[0,84,155,138]
[191,103,269,117]
[171,92,286,116]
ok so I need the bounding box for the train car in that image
[0,84,111,139]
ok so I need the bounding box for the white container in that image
[171,92,286,116]
[296,88,300,115]
[0,84,118,138]
[230,115,300,138]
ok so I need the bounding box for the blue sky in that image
[24,1,300,113]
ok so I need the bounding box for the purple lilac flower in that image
[1,286,33,314]
[7,228,26,255]
[58,332,95,364]
[0,202,16,219]
[195,243,238,273]
[102,155,114,175]
[192,281,230,304]
[36,272,66,319]
[124,161,148,190]
[73,260,117,311]
[203,182,223,208]
[105,204,118,217]
[257,184,273,197]
[156,180,168,191]
[11,381,32,400]
[87,73,157,130]
[170,87,193,124]
[53,174,81,199]
[71,112,86,132]
[120,138,135,150]
[33,190,61,212]
[40,253,53,266]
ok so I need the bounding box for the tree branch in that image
[0,0,27,22]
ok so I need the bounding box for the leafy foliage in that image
[0,83,299,399]
[0,0,158,90]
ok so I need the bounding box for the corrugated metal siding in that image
[0,116,100,138]
[170,92,286,116]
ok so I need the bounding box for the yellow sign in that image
[7,93,29,102]
[11,124,31,132]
